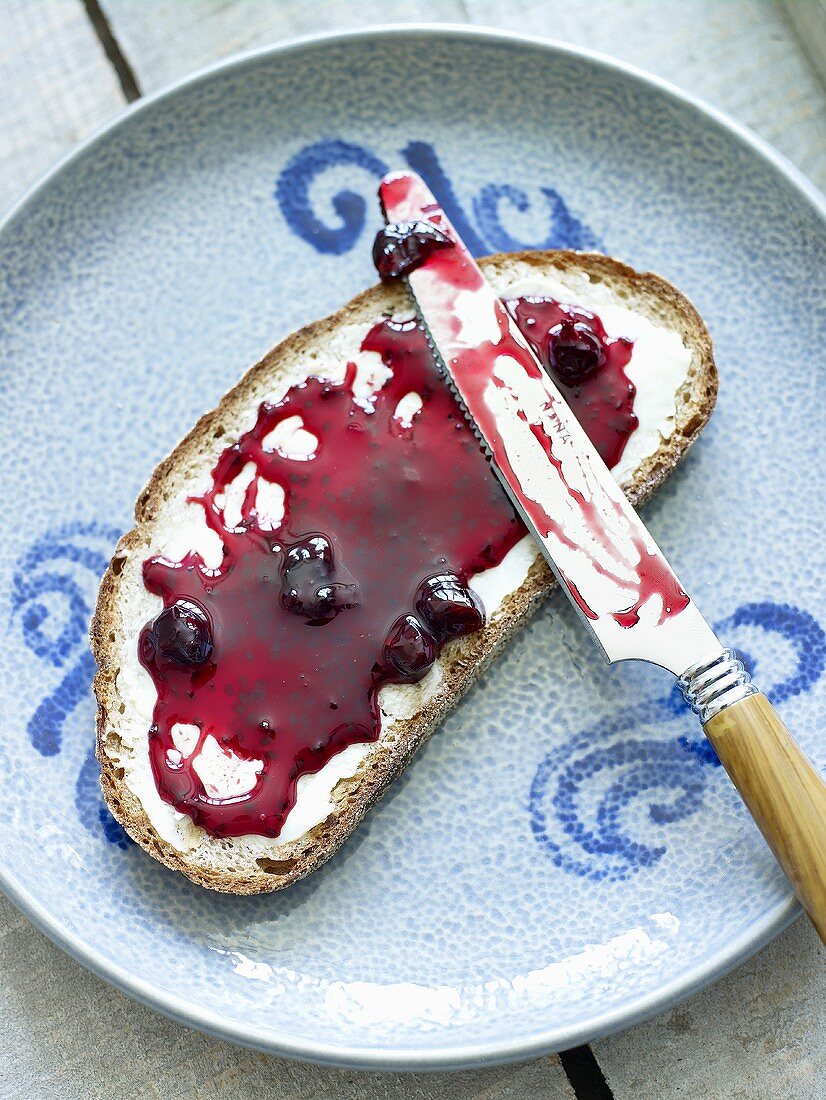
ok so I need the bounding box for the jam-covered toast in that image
[91,251,717,892]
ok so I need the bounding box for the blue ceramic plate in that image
[0,27,824,1070]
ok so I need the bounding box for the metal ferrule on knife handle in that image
[678,647,759,723]
[380,171,826,943]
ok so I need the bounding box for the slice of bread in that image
[90,250,717,893]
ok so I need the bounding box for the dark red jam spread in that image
[140,298,637,838]
[506,297,636,471]
[372,220,451,282]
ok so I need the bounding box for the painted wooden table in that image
[0,3,824,1098]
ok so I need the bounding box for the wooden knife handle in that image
[704,693,826,943]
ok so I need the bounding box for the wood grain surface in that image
[0,0,124,211]
[596,915,825,1100]
[96,0,466,91]
[705,693,826,943]
[780,0,826,87]
[0,2,824,1098]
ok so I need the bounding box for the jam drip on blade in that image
[139,299,637,838]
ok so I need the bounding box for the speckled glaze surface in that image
[0,27,824,1070]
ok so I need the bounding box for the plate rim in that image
[0,22,821,1071]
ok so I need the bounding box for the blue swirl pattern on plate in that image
[276,138,601,257]
[11,522,130,846]
[529,603,825,882]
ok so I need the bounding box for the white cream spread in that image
[393,391,424,428]
[262,415,319,461]
[111,267,692,856]
[502,274,691,485]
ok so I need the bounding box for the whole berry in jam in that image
[372,220,451,282]
[143,599,213,670]
[281,534,359,624]
[284,534,334,571]
[547,321,605,386]
[383,614,437,681]
[414,573,484,641]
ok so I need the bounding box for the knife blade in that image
[380,171,720,679]
[379,170,826,941]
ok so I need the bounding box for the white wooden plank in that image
[466,0,826,189]
[98,0,468,92]
[0,0,126,212]
[594,916,826,1100]
[780,0,826,88]
[0,895,574,1100]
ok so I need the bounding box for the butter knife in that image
[380,170,826,942]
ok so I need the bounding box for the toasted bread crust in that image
[90,250,717,893]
